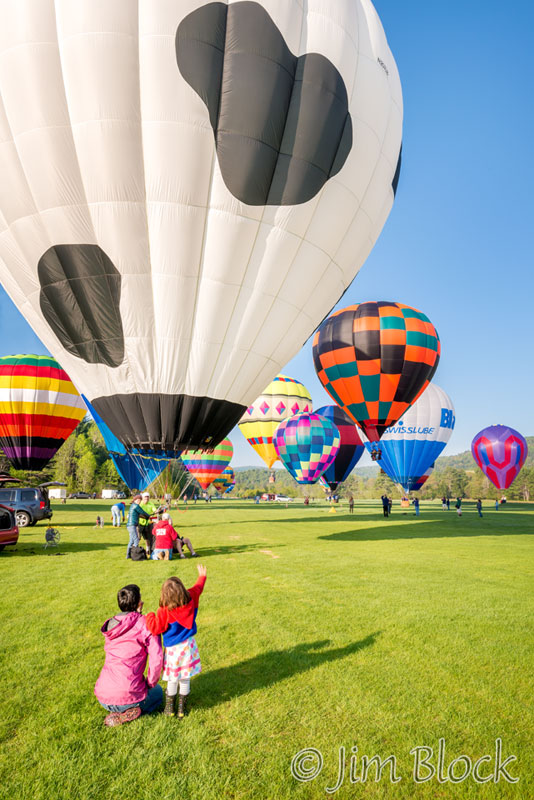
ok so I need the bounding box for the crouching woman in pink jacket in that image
[94,583,163,727]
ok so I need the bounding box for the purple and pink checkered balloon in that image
[273,413,340,484]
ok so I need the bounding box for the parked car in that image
[0,503,18,550]
[0,481,60,527]
[275,494,293,502]
[69,491,92,499]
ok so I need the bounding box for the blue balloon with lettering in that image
[365,384,455,491]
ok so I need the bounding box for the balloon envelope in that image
[0,1,402,453]
[0,354,86,470]
[313,302,440,442]
[315,405,364,491]
[212,467,235,494]
[238,375,312,468]
[85,398,173,492]
[181,439,233,490]
[364,384,455,492]
[273,413,340,485]
[471,425,528,490]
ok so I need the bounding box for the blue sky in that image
[0,0,532,467]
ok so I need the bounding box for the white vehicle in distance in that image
[275,494,293,502]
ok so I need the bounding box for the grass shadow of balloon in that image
[317,516,534,542]
[195,633,380,710]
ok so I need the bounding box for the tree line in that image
[1,424,532,501]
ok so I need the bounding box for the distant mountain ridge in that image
[234,436,534,475]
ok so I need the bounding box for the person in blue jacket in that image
[111,501,126,527]
[126,496,151,559]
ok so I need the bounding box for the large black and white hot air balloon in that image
[0,0,402,452]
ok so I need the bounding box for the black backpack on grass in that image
[130,546,147,561]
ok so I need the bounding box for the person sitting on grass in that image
[94,584,163,728]
[145,566,207,720]
[151,512,197,560]
[151,513,178,560]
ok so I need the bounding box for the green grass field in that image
[1,498,533,800]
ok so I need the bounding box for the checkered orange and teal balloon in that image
[273,413,340,485]
[313,302,440,442]
[181,438,233,490]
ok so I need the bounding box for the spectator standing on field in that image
[111,501,126,527]
[138,492,160,557]
[126,496,151,560]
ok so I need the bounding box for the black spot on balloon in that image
[392,144,402,196]
[38,244,124,368]
[176,1,353,206]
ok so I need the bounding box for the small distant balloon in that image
[181,439,233,490]
[471,425,528,490]
[212,467,235,494]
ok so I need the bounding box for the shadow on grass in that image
[318,517,534,542]
[1,541,276,558]
[0,540,125,556]
[180,511,534,529]
[195,634,380,709]
[196,543,285,557]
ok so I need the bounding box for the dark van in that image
[0,482,60,527]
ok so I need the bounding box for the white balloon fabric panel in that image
[370,384,455,491]
[0,0,402,450]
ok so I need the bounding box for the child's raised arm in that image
[188,565,207,603]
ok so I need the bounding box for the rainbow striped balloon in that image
[181,438,233,490]
[0,354,86,470]
[212,467,235,494]
[273,413,340,484]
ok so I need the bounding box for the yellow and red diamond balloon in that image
[238,374,312,468]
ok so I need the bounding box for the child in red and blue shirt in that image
[145,564,206,718]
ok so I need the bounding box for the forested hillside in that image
[1,423,532,501]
